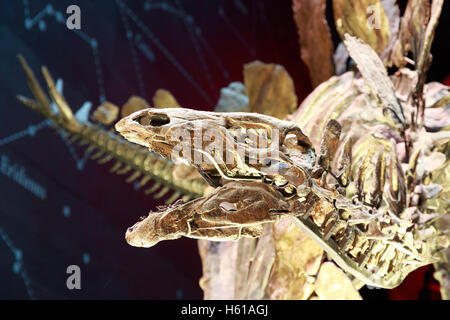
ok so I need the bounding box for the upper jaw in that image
[116,108,316,186]
[115,109,158,148]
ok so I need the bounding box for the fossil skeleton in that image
[15,0,449,298]
[115,104,447,289]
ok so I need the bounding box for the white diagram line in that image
[22,0,106,104]
[0,226,35,299]
[218,3,255,57]
[119,9,147,99]
[116,0,214,104]
[0,121,49,147]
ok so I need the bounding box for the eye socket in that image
[284,134,311,151]
[297,140,311,150]
[134,114,170,126]
[283,129,312,152]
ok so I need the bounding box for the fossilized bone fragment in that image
[153,89,180,108]
[92,101,120,125]
[243,61,298,119]
[125,181,292,247]
[121,95,149,118]
[293,0,334,87]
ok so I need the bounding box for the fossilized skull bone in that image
[115,108,315,189]
[126,181,292,247]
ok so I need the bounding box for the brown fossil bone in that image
[243,61,298,119]
[332,0,392,56]
[92,101,120,125]
[125,181,292,248]
[121,95,149,118]
[318,119,342,172]
[293,0,334,87]
[152,89,180,108]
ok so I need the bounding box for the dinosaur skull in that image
[116,108,315,192]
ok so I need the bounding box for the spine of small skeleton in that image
[16,54,206,203]
[74,123,206,201]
